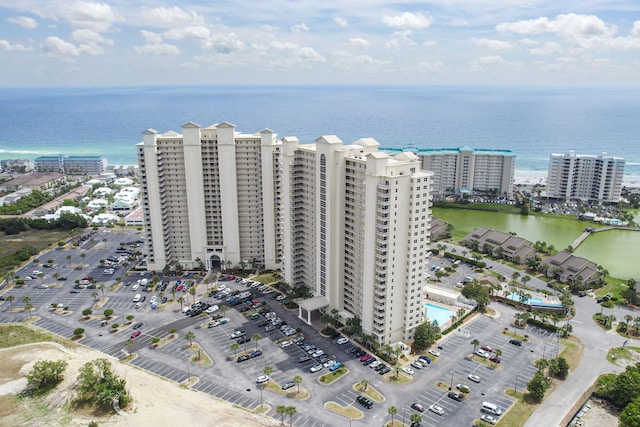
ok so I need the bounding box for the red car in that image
[360,354,372,362]
[130,330,141,339]
[481,345,494,353]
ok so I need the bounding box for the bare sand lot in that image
[0,342,278,427]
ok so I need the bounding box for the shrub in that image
[73,328,85,336]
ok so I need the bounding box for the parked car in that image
[428,349,441,357]
[481,345,494,353]
[230,330,245,339]
[132,322,144,330]
[481,414,498,425]
[378,366,391,375]
[236,336,250,344]
[336,337,349,345]
[130,330,141,339]
[403,366,415,375]
[410,361,423,369]
[280,340,293,348]
[236,355,250,363]
[360,354,372,362]
[429,404,444,416]
[456,383,470,393]
[256,375,269,384]
[329,362,342,371]
[356,395,373,409]
[468,374,481,383]
[448,391,462,402]
[410,403,424,412]
[509,339,522,346]
[418,355,431,365]
[281,381,295,390]
[309,364,323,373]
[298,355,311,363]
[250,350,263,358]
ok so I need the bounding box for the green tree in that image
[285,405,297,427]
[413,320,442,351]
[74,358,130,408]
[252,333,262,351]
[185,331,195,347]
[263,365,273,384]
[293,375,303,395]
[73,328,85,337]
[471,339,480,352]
[82,308,93,317]
[461,281,491,311]
[276,405,287,426]
[548,357,570,378]
[527,370,548,400]
[388,405,398,425]
[611,367,640,408]
[103,308,114,318]
[231,342,240,358]
[621,394,640,427]
[25,360,68,393]
[360,378,370,391]
[410,412,423,425]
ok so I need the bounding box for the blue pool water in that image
[424,303,455,326]
[507,292,544,305]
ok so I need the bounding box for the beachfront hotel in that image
[547,151,625,203]
[383,146,515,199]
[137,122,282,272]
[282,136,433,345]
[138,122,434,345]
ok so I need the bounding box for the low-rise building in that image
[461,227,536,263]
[539,251,602,287]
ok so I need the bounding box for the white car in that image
[276,294,287,301]
[336,337,349,345]
[323,359,336,368]
[230,330,245,339]
[206,305,219,314]
[475,349,489,358]
[481,414,498,425]
[149,296,158,304]
[310,364,323,373]
[468,374,481,383]
[131,283,140,291]
[428,349,441,357]
[280,340,292,348]
[256,375,269,384]
[429,404,444,416]
[410,361,423,369]
[369,360,381,369]
[134,302,143,309]
[403,366,415,375]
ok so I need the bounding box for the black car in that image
[236,336,250,344]
[298,355,312,363]
[356,395,373,409]
[250,350,263,358]
[57,276,67,281]
[447,391,462,402]
[132,322,144,330]
[378,366,390,375]
[411,403,425,412]
[236,355,251,363]
[509,339,522,346]
[281,381,295,390]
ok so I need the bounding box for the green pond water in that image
[433,208,640,280]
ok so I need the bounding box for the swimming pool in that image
[424,303,455,327]
[507,292,543,305]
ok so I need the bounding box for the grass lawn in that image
[607,346,640,365]
[319,368,348,384]
[594,276,627,300]
[0,324,70,349]
[385,421,406,427]
[324,401,363,419]
[354,383,385,402]
[251,272,279,284]
[188,343,213,366]
[0,229,73,278]
[384,371,411,384]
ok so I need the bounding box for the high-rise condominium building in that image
[137,122,282,272]
[384,146,515,199]
[281,136,433,345]
[547,151,625,203]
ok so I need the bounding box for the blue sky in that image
[1,1,639,86]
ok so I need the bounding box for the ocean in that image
[1,85,639,182]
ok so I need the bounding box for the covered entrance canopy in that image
[297,295,329,325]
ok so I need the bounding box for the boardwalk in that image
[570,225,639,250]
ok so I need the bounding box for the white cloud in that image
[163,26,244,53]
[71,28,112,55]
[470,55,508,71]
[333,54,388,70]
[143,6,204,28]
[471,38,513,50]
[164,26,211,44]
[8,16,38,29]
[349,37,370,49]
[62,1,115,33]
[0,39,30,51]
[632,21,640,37]
[417,61,443,73]
[529,41,563,55]
[134,43,180,56]
[334,17,348,28]
[423,40,438,47]
[383,12,432,30]
[291,23,309,33]
[43,36,80,57]
[269,41,326,67]
[496,13,615,38]
[140,30,163,44]
[519,38,538,46]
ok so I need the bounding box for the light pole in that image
[514,373,519,393]
[259,385,263,409]
[449,370,454,390]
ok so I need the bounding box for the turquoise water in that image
[507,292,543,305]
[424,303,455,326]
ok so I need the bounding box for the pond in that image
[433,208,640,280]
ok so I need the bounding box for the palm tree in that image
[625,314,634,332]
[66,255,72,265]
[177,296,185,309]
[457,308,466,321]
[276,405,287,426]
[24,303,34,318]
[263,366,273,384]
[231,342,240,358]
[91,291,99,300]
[125,339,134,352]
[494,349,502,366]
[293,375,302,395]
[285,405,297,427]
[98,284,105,296]
[252,333,262,351]
[410,413,422,426]
[360,378,370,391]
[6,295,15,307]
[188,286,197,303]
[394,365,402,380]
[170,288,177,301]
[185,331,195,347]
[102,238,108,248]
[634,316,640,334]
[388,405,398,425]
[471,339,480,352]
[511,271,521,286]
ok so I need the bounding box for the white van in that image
[481,401,501,416]
[133,294,142,303]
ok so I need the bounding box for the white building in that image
[137,122,282,272]
[384,146,515,199]
[547,151,625,203]
[282,136,434,345]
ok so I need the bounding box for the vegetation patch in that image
[319,368,348,384]
[324,401,363,419]
[354,382,384,402]
[607,346,640,366]
[0,324,69,349]
[384,370,411,384]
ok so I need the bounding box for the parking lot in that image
[0,232,564,426]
